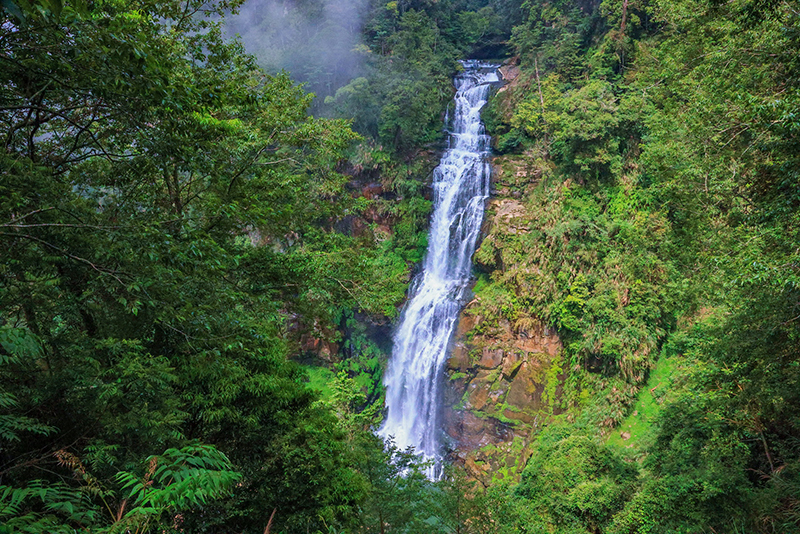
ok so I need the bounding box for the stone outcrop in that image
[443,151,563,485]
[443,299,563,484]
[300,335,340,362]
[498,56,520,86]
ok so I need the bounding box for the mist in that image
[224,0,371,104]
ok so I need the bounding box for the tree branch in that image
[0,232,127,286]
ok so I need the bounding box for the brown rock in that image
[443,296,566,480]
[447,342,471,372]
[488,382,508,406]
[465,457,487,473]
[471,369,497,384]
[456,309,478,338]
[498,64,520,83]
[464,457,491,485]
[502,408,536,425]
[361,182,383,199]
[466,369,502,410]
[458,412,497,450]
[621,431,631,441]
[479,347,504,369]
[501,352,523,379]
[299,336,339,362]
[505,361,545,411]
[505,376,533,410]
[494,199,529,235]
[511,321,562,358]
[468,386,489,411]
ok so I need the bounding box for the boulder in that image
[478,347,504,369]
[502,408,537,425]
[447,342,472,372]
[505,361,545,412]
[468,385,489,411]
[501,351,523,379]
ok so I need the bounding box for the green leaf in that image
[1,0,25,22]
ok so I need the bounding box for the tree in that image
[516,427,637,533]
[1,0,385,531]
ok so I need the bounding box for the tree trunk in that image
[620,0,629,34]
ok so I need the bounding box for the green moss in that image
[504,358,524,377]
[303,365,337,400]
[477,435,531,484]
[605,355,678,452]
[491,404,528,425]
[483,367,503,384]
[542,350,563,412]
[499,403,522,414]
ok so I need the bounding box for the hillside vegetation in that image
[1,0,799,533]
[472,0,800,531]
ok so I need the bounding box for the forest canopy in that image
[0,0,409,531]
[2,0,800,533]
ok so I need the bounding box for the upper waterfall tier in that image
[378,61,499,479]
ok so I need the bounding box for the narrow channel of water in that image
[379,61,499,479]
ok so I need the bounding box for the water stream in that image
[379,61,499,479]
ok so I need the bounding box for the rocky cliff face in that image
[443,152,564,485]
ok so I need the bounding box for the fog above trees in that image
[223,0,370,101]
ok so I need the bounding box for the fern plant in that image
[0,328,55,442]
[0,443,241,534]
[111,444,242,533]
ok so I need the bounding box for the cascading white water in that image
[379,61,499,479]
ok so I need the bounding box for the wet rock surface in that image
[443,295,563,483]
[442,152,563,484]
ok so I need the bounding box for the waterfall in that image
[379,61,499,479]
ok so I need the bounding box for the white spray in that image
[379,61,499,479]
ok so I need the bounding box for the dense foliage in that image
[3,0,799,532]
[0,1,431,532]
[473,0,800,532]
